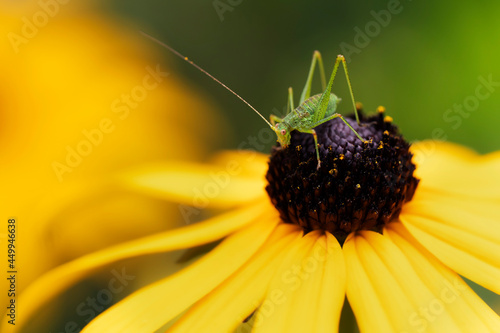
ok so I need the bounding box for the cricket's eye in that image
[280,129,286,135]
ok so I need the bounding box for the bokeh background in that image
[109,0,500,154]
[1,0,499,331]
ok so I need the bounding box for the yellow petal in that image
[386,223,500,332]
[313,233,346,333]
[2,203,269,333]
[401,194,500,295]
[411,140,478,163]
[411,140,500,198]
[118,161,267,208]
[82,213,280,333]
[253,231,345,333]
[345,231,408,332]
[209,150,270,178]
[168,223,303,332]
[345,224,500,333]
[251,231,321,333]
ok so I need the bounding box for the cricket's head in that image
[273,122,291,148]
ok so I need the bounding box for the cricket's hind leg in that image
[300,51,326,103]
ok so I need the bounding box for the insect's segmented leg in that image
[338,55,360,125]
[297,128,322,169]
[316,55,360,125]
[299,51,326,103]
[313,113,366,143]
[270,114,284,126]
[287,87,295,115]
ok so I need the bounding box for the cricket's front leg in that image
[298,128,322,169]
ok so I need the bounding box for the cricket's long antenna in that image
[140,31,274,129]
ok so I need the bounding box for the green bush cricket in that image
[141,32,366,168]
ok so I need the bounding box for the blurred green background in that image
[103,0,500,154]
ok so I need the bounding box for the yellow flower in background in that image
[0,1,227,313]
[5,108,500,332]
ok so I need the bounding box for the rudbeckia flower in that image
[5,105,500,332]
[0,1,226,313]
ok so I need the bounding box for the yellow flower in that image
[0,2,226,314]
[5,107,500,332]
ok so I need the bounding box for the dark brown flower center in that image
[265,109,420,243]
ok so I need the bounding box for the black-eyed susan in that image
[5,105,500,332]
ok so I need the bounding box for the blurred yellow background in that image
[0,1,228,330]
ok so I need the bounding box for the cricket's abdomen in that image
[290,93,340,129]
[294,94,321,118]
